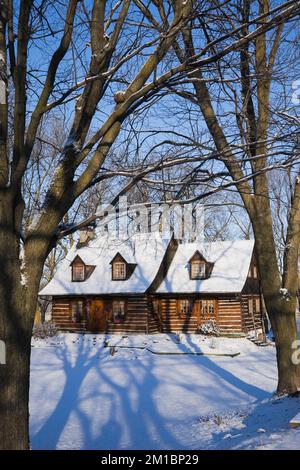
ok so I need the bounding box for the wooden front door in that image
[88,300,106,332]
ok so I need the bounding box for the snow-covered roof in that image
[39,234,255,297]
[156,239,254,294]
[39,233,170,296]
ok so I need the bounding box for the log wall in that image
[157,298,198,333]
[52,298,86,332]
[105,295,153,334]
[51,296,159,334]
[156,297,245,335]
[217,297,243,335]
[51,294,263,336]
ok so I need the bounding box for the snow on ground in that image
[107,334,244,356]
[30,332,300,450]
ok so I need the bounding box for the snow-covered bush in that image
[198,410,247,427]
[198,320,220,336]
[33,322,58,339]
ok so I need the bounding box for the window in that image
[178,299,193,316]
[113,262,126,280]
[200,299,215,318]
[73,264,85,281]
[191,260,206,279]
[112,300,126,323]
[255,298,261,313]
[71,256,95,282]
[253,265,258,279]
[71,300,84,323]
[248,265,258,279]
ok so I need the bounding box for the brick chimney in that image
[77,226,96,247]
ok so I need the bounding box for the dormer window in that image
[110,253,136,281]
[189,251,213,280]
[73,264,85,281]
[113,262,126,280]
[71,256,86,282]
[191,260,206,279]
[70,255,95,282]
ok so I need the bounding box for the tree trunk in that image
[252,208,300,395]
[262,263,300,394]
[0,279,34,449]
[0,191,40,449]
[0,255,38,449]
[0,324,32,449]
[270,306,300,395]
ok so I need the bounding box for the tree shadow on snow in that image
[204,394,300,450]
[31,334,185,449]
[30,335,106,449]
[31,333,274,450]
[182,334,270,401]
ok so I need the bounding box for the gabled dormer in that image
[188,251,213,280]
[70,255,95,282]
[110,253,136,281]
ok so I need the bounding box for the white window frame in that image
[191,260,206,279]
[113,262,126,280]
[201,299,215,317]
[248,265,258,279]
[73,264,85,281]
[112,300,126,322]
[179,299,192,316]
[71,300,84,323]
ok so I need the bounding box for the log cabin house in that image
[39,233,264,336]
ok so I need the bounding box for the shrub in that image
[198,320,220,336]
[33,322,58,339]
